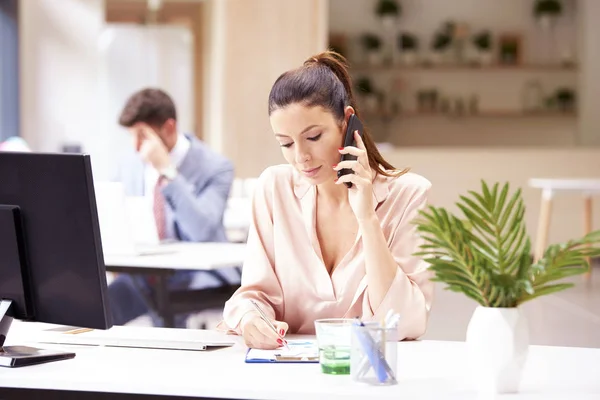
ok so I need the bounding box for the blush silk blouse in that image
[220,164,434,340]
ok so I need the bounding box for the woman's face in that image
[270,103,349,185]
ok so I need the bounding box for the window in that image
[0,0,19,141]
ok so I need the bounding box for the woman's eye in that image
[307,133,322,141]
[280,142,293,148]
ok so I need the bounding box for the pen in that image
[250,299,290,350]
[356,313,400,378]
[352,320,396,384]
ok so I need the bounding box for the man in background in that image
[108,87,238,327]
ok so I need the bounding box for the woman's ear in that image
[343,106,355,122]
[340,106,355,134]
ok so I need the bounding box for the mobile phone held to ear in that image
[338,114,364,188]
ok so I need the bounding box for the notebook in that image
[245,340,319,363]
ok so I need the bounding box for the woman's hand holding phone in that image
[333,130,375,221]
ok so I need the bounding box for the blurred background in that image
[1,0,599,344]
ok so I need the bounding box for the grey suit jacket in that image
[117,134,234,243]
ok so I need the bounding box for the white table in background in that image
[103,242,246,328]
[2,321,599,399]
[529,178,600,280]
[103,242,247,271]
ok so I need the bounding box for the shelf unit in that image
[350,63,579,73]
[362,110,578,120]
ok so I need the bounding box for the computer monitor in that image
[0,152,112,367]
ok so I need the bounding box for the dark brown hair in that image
[118,88,177,128]
[267,50,407,178]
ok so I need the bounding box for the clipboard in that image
[245,340,319,363]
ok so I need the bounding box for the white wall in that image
[384,148,600,245]
[19,2,196,181]
[578,0,600,146]
[98,24,195,179]
[19,0,107,176]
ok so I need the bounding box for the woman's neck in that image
[316,178,349,206]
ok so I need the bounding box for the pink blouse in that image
[221,165,434,340]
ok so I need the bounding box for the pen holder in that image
[350,323,398,386]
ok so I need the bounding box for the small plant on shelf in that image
[429,32,452,65]
[397,32,419,65]
[472,30,493,65]
[355,77,374,95]
[534,0,563,18]
[375,0,401,18]
[375,0,401,30]
[555,88,576,112]
[360,33,383,65]
[473,31,491,51]
[533,0,563,29]
[355,77,379,115]
[398,32,418,51]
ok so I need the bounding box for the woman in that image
[220,51,433,349]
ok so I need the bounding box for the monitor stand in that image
[0,300,75,368]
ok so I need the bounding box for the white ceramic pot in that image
[363,94,379,114]
[430,51,445,65]
[478,50,493,65]
[465,306,529,394]
[380,15,397,32]
[367,51,383,66]
[401,51,418,66]
[537,15,556,31]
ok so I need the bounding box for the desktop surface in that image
[3,321,600,400]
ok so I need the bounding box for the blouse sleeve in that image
[220,168,284,334]
[361,180,434,340]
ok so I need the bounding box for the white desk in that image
[528,178,600,279]
[2,321,600,399]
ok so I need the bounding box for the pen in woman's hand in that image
[250,299,290,350]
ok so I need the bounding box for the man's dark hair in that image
[118,88,177,128]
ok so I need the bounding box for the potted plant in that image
[499,36,520,65]
[397,32,419,65]
[533,0,563,30]
[555,87,576,112]
[472,30,493,65]
[414,181,600,394]
[375,0,401,30]
[360,33,383,66]
[355,77,379,114]
[430,32,452,65]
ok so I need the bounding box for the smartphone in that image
[337,114,364,188]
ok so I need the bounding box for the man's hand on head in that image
[135,123,171,172]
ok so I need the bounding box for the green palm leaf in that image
[414,181,600,308]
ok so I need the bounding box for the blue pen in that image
[352,320,397,384]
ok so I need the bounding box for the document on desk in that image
[245,340,319,363]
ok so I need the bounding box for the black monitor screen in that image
[0,152,111,329]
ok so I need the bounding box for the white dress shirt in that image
[144,132,191,240]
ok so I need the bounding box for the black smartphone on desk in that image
[337,114,364,188]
